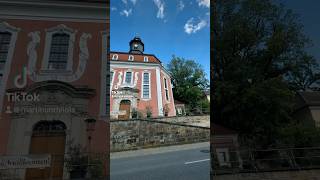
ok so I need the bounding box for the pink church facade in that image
[110,37,176,120]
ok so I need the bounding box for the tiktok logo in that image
[5,66,38,114]
[14,66,27,88]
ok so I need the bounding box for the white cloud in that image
[178,0,185,11]
[122,0,128,5]
[130,0,137,5]
[153,0,165,19]
[197,0,210,8]
[120,9,132,17]
[111,7,117,11]
[184,18,207,34]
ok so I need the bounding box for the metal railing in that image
[182,107,210,116]
[212,147,320,175]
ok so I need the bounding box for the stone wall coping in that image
[110,118,210,130]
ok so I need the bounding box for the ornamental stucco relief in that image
[27,29,91,82]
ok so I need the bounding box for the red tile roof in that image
[109,52,162,64]
[295,91,320,111]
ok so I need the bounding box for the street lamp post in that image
[84,118,96,179]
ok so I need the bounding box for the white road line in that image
[184,159,210,165]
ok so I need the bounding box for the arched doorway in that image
[118,100,131,120]
[25,120,66,180]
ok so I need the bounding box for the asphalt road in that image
[111,142,210,180]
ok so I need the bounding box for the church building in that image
[110,37,176,119]
[0,0,108,179]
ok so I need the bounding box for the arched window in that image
[143,56,149,62]
[128,55,134,61]
[142,72,151,99]
[112,54,118,60]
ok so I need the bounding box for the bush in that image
[66,144,88,179]
[146,106,152,118]
[163,104,170,116]
[132,108,138,119]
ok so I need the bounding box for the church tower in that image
[129,36,144,54]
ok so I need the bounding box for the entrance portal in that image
[25,120,66,180]
[118,100,131,120]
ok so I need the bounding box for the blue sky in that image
[278,0,320,62]
[110,0,210,80]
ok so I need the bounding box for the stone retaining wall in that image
[152,115,210,127]
[110,118,210,152]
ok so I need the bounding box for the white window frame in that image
[141,71,151,100]
[216,148,231,167]
[143,56,149,62]
[112,54,118,60]
[128,55,134,61]
[123,70,133,85]
[164,77,170,102]
[41,24,76,72]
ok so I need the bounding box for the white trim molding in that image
[123,70,134,86]
[163,77,170,102]
[133,72,139,88]
[156,67,163,116]
[0,21,20,113]
[27,29,92,82]
[114,71,122,90]
[110,60,172,78]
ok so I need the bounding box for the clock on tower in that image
[129,36,144,54]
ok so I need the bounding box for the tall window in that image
[164,78,169,101]
[0,32,11,80]
[125,71,132,84]
[142,72,150,99]
[48,33,70,70]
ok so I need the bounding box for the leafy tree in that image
[287,54,320,91]
[167,56,209,110]
[212,0,319,148]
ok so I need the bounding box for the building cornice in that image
[110,61,173,78]
[0,0,108,23]
[0,0,108,9]
[110,51,162,64]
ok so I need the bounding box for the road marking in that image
[184,159,210,165]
